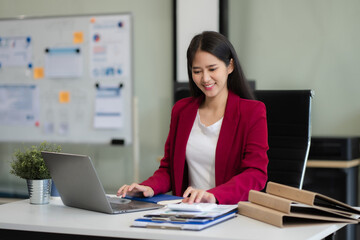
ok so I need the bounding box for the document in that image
[132,204,238,231]
[0,84,39,125]
[94,84,123,129]
[44,47,83,78]
[142,204,238,220]
[0,36,32,67]
[89,15,131,79]
[132,212,236,231]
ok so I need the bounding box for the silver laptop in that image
[41,151,163,214]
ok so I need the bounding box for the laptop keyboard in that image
[108,196,131,204]
[110,202,136,211]
[108,197,134,210]
[107,196,163,212]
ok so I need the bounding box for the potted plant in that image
[10,142,61,204]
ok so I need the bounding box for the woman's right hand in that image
[117,183,154,198]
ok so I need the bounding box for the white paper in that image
[44,47,83,78]
[94,85,123,129]
[89,15,131,79]
[0,36,32,67]
[0,84,39,125]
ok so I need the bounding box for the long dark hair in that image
[186,31,254,100]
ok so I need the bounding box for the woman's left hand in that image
[182,186,217,204]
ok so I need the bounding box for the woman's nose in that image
[203,70,211,82]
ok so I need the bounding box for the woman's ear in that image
[227,58,234,74]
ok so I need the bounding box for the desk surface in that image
[0,198,347,240]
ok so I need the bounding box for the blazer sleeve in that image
[207,101,269,204]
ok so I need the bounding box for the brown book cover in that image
[266,182,360,217]
[237,182,360,228]
[238,201,357,228]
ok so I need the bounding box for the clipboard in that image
[131,204,238,231]
[132,212,237,231]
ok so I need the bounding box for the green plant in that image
[10,142,61,180]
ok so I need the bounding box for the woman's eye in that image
[193,70,201,74]
[209,68,217,72]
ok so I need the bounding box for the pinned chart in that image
[44,47,83,78]
[89,16,130,79]
[0,36,32,67]
[94,84,124,129]
[0,84,39,125]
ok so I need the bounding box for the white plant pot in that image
[26,179,52,204]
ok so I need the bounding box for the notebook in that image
[41,151,163,214]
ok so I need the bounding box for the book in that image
[266,182,360,217]
[249,190,360,220]
[237,182,360,228]
[238,202,357,228]
[132,204,238,231]
[124,194,183,205]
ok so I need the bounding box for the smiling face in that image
[191,50,233,101]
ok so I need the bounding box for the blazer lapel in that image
[215,91,239,185]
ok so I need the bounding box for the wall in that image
[0,0,173,194]
[229,0,360,137]
[2,0,360,197]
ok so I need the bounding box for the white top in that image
[186,110,223,190]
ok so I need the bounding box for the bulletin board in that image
[0,13,133,145]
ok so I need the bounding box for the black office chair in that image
[254,90,313,189]
[174,87,191,102]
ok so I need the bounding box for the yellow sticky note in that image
[73,31,84,44]
[33,67,44,79]
[59,91,70,103]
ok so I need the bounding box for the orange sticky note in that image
[33,67,44,79]
[73,31,84,44]
[59,91,70,103]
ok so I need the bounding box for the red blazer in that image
[141,91,269,204]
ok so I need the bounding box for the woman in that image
[118,31,268,204]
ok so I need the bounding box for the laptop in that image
[41,151,163,214]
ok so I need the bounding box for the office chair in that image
[173,87,313,189]
[174,87,191,102]
[254,90,313,189]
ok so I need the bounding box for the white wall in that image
[229,0,360,136]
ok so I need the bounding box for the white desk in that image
[0,198,348,240]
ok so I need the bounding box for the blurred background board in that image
[0,13,133,145]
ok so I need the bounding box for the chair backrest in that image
[174,87,191,103]
[254,90,313,189]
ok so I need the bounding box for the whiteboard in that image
[0,13,133,145]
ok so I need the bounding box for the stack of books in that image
[131,203,238,230]
[238,182,360,227]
